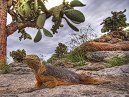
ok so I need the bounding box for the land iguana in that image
[23,55,109,88]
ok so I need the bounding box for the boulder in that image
[0,63,129,97]
[86,51,129,62]
[95,31,129,43]
[95,64,129,76]
[52,59,75,68]
[76,62,109,71]
[9,62,32,75]
[80,41,129,52]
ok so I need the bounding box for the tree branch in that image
[7,21,36,36]
[6,4,55,37]
[6,11,51,37]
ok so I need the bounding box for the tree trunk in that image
[0,1,7,64]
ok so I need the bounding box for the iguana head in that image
[23,54,41,72]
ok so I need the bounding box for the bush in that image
[66,47,87,66]
[42,60,47,65]
[55,43,68,58]
[106,56,129,67]
[47,43,68,64]
[74,60,88,67]
[0,62,10,74]
[10,49,26,62]
[47,54,58,64]
[101,9,128,33]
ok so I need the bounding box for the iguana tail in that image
[79,74,110,85]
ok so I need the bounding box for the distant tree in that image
[100,9,128,33]
[0,0,85,64]
[10,49,26,62]
[55,43,68,58]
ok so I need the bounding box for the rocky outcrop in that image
[80,41,129,52]
[95,64,129,76]
[52,58,75,68]
[76,62,109,71]
[94,31,129,43]
[9,62,32,75]
[0,64,129,97]
[86,51,129,62]
[79,30,129,52]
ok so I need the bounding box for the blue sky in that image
[7,0,129,63]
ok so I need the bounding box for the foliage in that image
[106,56,129,67]
[123,27,129,32]
[42,60,47,65]
[101,9,128,33]
[75,60,88,67]
[47,43,68,63]
[48,26,96,66]
[0,62,10,74]
[9,0,85,42]
[48,46,88,67]
[10,49,26,62]
[55,43,68,58]
[34,29,42,42]
[47,54,57,64]
[67,25,97,50]
[66,47,87,66]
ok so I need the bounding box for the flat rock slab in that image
[86,51,129,62]
[95,64,129,76]
[0,65,129,97]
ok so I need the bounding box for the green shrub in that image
[10,49,26,62]
[47,43,68,64]
[74,60,88,67]
[42,60,47,65]
[66,47,87,65]
[106,56,129,67]
[101,9,127,33]
[0,62,11,74]
[47,54,57,64]
[55,43,68,58]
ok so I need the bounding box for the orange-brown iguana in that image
[23,55,109,88]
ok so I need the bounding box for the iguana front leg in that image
[35,65,58,88]
[35,81,44,89]
[38,75,58,88]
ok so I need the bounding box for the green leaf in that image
[36,13,46,28]
[63,17,79,32]
[101,27,108,33]
[34,29,42,43]
[25,33,32,40]
[38,0,47,12]
[70,0,86,7]
[34,0,39,12]
[42,28,53,37]
[71,20,81,24]
[64,9,85,23]
[18,2,32,17]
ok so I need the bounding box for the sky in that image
[7,0,129,63]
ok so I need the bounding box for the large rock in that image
[94,31,129,43]
[86,51,129,62]
[9,62,32,75]
[76,62,109,71]
[80,41,129,51]
[95,64,129,76]
[0,64,129,97]
[52,59,75,68]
